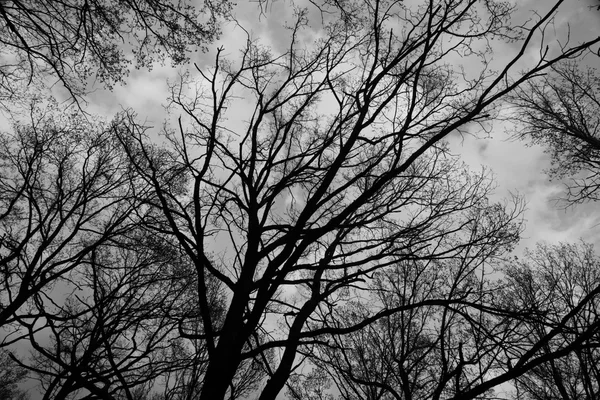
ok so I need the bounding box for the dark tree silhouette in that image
[110,1,600,399]
[504,242,600,400]
[20,233,204,400]
[297,240,600,400]
[0,0,231,105]
[0,100,141,339]
[1,1,600,399]
[0,349,29,400]
[509,60,600,204]
[303,238,517,400]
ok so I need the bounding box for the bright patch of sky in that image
[445,0,600,253]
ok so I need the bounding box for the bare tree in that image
[0,349,29,400]
[302,222,519,400]
[503,242,600,400]
[111,1,600,399]
[19,232,200,400]
[0,0,232,106]
[290,241,600,400]
[0,101,227,400]
[1,1,600,399]
[509,60,600,204]
[0,100,141,340]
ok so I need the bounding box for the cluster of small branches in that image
[0,0,232,107]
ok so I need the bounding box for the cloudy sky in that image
[82,0,600,256]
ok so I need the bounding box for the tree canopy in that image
[510,60,600,204]
[1,1,600,400]
[0,0,231,106]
